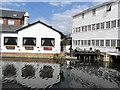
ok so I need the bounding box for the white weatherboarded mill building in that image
[72,0,120,55]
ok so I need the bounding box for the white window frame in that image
[8,19,14,25]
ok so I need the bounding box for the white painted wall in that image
[1,23,61,53]
[72,1,120,52]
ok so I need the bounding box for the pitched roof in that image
[2,21,65,38]
[0,9,26,19]
[1,25,23,33]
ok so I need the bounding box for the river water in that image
[1,58,120,89]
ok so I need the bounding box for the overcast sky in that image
[1,0,109,35]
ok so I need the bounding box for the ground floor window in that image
[111,40,116,47]
[96,40,99,46]
[41,38,55,46]
[117,40,120,46]
[106,40,110,46]
[4,37,17,45]
[100,40,104,46]
[23,37,36,46]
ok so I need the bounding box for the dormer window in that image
[8,19,14,25]
[82,13,84,18]
[92,9,96,15]
[106,4,112,11]
[13,14,18,17]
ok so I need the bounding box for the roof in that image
[0,9,26,19]
[1,25,23,33]
[2,21,65,38]
[73,0,118,18]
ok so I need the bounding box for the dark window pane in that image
[41,38,55,46]
[4,37,17,45]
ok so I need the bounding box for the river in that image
[1,58,120,89]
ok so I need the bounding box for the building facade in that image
[0,9,64,54]
[72,0,120,54]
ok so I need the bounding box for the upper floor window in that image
[92,9,96,15]
[88,25,91,31]
[82,26,84,31]
[92,24,95,30]
[96,23,100,30]
[85,26,87,31]
[101,22,105,29]
[0,18,3,24]
[82,13,84,18]
[118,19,120,27]
[106,4,112,12]
[8,19,14,25]
[106,21,110,29]
[111,20,116,28]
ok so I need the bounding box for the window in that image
[8,19,14,25]
[73,40,75,45]
[92,24,95,30]
[106,21,110,29]
[23,37,36,46]
[84,40,87,46]
[106,40,110,46]
[92,9,96,15]
[0,18,3,24]
[78,40,80,45]
[106,4,112,12]
[101,22,104,29]
[96,40,99,46]
[100,40,104,46]
[88,40,91,46]
[85,26,87,31]
[79,27,81,32]
[82,13,84,18]
[88,25,91,31]
[41,38,55,46]
[4,37,17,45]
[96,23,100,30]
[82,26,84,31]
[118,19,120,27]
[92,40,95,46]
[117,40,120,46]
[111,40,116,47]
[111,20,116,28]
[81,40,83,46]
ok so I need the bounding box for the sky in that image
[1,1,109,35]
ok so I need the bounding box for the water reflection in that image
[22,65,35,79]
[40,65,54,79]
[3,64,16,77]
[2,60,61,89]
[2,58,120,89]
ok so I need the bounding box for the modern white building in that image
[72,0,120,55]
[0,9,64,54]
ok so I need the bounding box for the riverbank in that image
[1,52,77,61]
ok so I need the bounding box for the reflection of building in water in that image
[2,61,61,88]
[67,61,120,88]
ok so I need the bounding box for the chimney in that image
[23,12,29,26]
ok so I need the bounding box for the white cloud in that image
[49,4,90,34]
[49,2,72,7]
[1,2,26,7]
[32,4,91,34]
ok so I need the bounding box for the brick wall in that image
[3,18,8,25]
[14,19,21,25]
